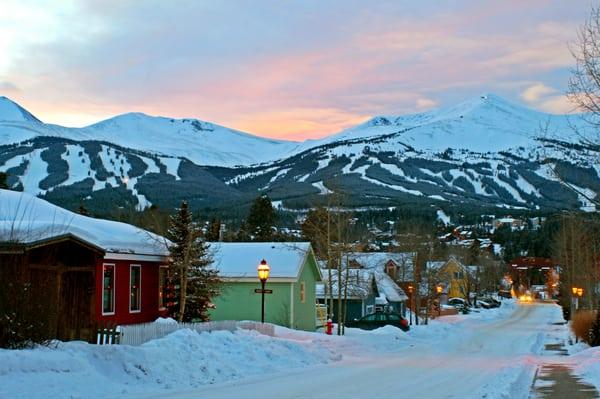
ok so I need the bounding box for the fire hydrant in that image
[326,319,333,335]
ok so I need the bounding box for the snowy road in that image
[145,302,558,399]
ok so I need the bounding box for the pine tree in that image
[167,201,221,321]
[0,172,8,189]
[205,217,222,241]
[78,204,91,216]
[246,194,276,241]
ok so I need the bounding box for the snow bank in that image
[0,328,339,399]
[154,317,178,324]
[275,324,410,356]
[572,346,600,390]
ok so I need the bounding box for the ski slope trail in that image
[145,302,557,399]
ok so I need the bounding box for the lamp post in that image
[436,285,443,317]
[257,259,270,323]
[572,286,584,311]
[408,285,414,325]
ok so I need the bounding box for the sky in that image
[0,1,595,141]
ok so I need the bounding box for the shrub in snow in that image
[0,280,55,349]
[571,310,597,344]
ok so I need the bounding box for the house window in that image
[102,264,115,315]
[454,271,463,279]
[300,282,306,303]
[158,266,168,310]
[130,265,141,313]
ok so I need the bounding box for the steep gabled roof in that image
[316,252,409,302]
[345,251,416,281]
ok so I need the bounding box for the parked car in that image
[481,297,501,308]
[475,300,492,309]
[346,311,410,332]
[447,297,470,314]
[447,297,468,307]
[498,290,512,299]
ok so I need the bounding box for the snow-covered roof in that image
[210,242,319,281]
[426,256,468,274]
[345,252,415,282]
[426,261,446,271]
[316,268,373,299]
[316,262,408,302]
[0,189,168,257]
[373,270,408,302]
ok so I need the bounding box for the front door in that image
[58,271,95,341]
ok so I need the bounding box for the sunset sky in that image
[0,1,594,140]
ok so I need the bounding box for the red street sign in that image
[254,289,273,294]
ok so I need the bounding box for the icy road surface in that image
[146,302,557,399]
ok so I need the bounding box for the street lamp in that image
[408,285,414,326]
[257,259,270,323]
[436,285,443,317]
[572,286,584,311]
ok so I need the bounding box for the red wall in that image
[95,259,169,325]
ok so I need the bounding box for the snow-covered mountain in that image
[0,104,300,167]
[0,94,598,214]
[307,93,581,152]
[0,96,42,123]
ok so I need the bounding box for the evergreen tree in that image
[246,194,276,241]
[78,204,91,216]
[206,217,222,241]
[167,201,221,321]
[0,172,8,189]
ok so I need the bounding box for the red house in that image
[0,189,170,341]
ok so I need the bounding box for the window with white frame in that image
[102,264,115,315]
[130,265,141,312]
[300,281,306,303]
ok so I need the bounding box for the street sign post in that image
[254,289,273,294]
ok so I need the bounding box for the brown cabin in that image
[1,234,104,341]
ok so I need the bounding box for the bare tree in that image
[568,6,600,136]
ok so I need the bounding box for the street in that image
[143,302,560,399]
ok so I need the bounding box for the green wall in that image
[209,281,293,327]
[208,251,322,331]
[291,255,319,331]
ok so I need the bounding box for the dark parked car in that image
[480,297,501,308]
[447,297,470,314]
[346,311,410,332]
[498,290,512,299]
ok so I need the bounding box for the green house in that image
[208,242,322,331]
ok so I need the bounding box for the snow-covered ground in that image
[574,346,600,389]
[0,329,339,399]
[1,301,596,399]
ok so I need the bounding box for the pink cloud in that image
[0,1,590,138]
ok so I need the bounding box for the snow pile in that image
[154,317,178,324]
[573,346,600,390]
[275,324,410,356]
[0,328,339,399]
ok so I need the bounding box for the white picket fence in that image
[118,320,275,346]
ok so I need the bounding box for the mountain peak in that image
[0,96,41,123]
